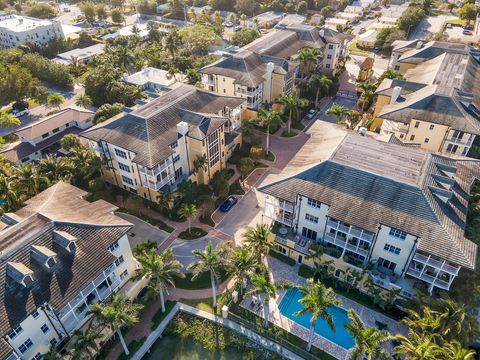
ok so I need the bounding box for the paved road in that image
[170,236,223,268]
[409,14,456,40]
[116,212,170,249]
[54,3,82,24]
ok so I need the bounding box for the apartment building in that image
[200,25,330,109]
[257,134,479,299]
[372,41,480,156]
[1,108,94,165]
[81,85,246,201]
[0,182,138,360]
[0,15,65,49]
[318,28,354,74]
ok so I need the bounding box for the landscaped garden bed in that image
[178,227,208,240]
[117,208,174,233]
[268,249,296,266]
[174,269,229,290]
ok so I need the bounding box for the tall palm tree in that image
[69,147,101,185]
[438,299,480,344]
[356,81,377,110]
[166,30,181,60]
[12,164,48,198]
[394,332,442,360]
[278,92,309,134]
[89,294,143,356]
[246,272,291,327]
[47,93,65,110]
[240,14,247,26]
[133,249,184,312]
[345,310,390,359]
[326,104,350,125]
[38,156,72,183]
[298,47,319,78]
[70,328,100,360]
[187,240,228,308]
[402,307,445,341]
[242,223,272,262]
[75,94,93,109]
[443,340,476,360]
[294,280,341,351]
[114,45,135,72]
[42,346,60,360]
[228,245,257,295]
[256,109,283,155]
[0,113,20,128]
[178,203,197,233]
[0,175,20,211]
[310,73,333,108]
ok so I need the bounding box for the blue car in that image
[220,196,238,212]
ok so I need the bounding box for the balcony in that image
[324,232,347,248]
[447,137,467,145]
[326,219,374,243]
[274,230,312,255]
[412,253,459,275]
[147,173,175,191]
[140,159,173,177]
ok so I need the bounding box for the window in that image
[325,64,331,69]
[378,257,396,271]
[40,324,49,334]
[8,325,23,339]
[115,255,124,267]
[384,243,401,255]
[208,130,220,167]
[118,162,131,173]
[305,213,319,224]
[429,124,434,130]
[389,228,407,240]
[414,121,420,128]
[50,338,58,347]
[32,310,39,319]
[327,54,332,59]
[120,269,129,280]
[302,227,317,241]
[335,269,341,277]
[108,241,119,252]
[446,144,458,153]
[52,128,59,133]
[170,141,178,149]
[121,176,134,186]
[307,198,321,209]
[410,135,415,141]
[19,339,33,354]
[33,353,42,360]
[394,65,400,71]
[42,133,49,139]
[175,167,183,180]
[173,154,180,163]
[424,138,429,143]
[328,44,334,50]
[114,148,128,159]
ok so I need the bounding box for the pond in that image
[145,334,245,360]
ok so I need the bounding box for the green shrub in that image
[174,269,229,289]
[268,249,296,266]
[151,301,177,330]
[178,227,208,240]
[298,264,314,278]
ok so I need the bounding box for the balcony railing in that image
[326,219,374,242]
[412,253,459,275]
[147,173,175,191]
[324,232,347,248]
[406,266,437,285]
[447,137,467,145]
[140,159,173,177]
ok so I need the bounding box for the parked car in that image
[465,24,474,30]
[220,196,238,212]
[446,23,452,29]
[222,21,234,27]
[63,7,71,12]
[305,109,317,120]
[234,26,242,32]
[463,29,473,35]
[12,108,29,117]
[260,29,268,34]
[12,101,29,118]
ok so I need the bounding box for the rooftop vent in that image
[390,86,402,104]
[6,262,34,287]
[31,245,57,270]
[177,121,189,136]
[416,40,423,49]
[319,29,325,37]
[53,230,77,254]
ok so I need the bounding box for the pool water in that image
[279,288,355,349]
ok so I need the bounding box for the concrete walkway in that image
[132,303,305,360]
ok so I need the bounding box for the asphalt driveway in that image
[115,212,170,249]
[170,236,223,269]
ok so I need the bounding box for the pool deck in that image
[240,256,408,359]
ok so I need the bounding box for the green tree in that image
[70,328,100,360]
[133,249,184,312]
[310,73,332,107]
[297,0,308,13]
[93,102,124,124]
[0,175,21,211]
[345,310,390,359]
[326,103,350,125]
[447,2,456,12]
[278,92,309,134]
[111,0,125,8]
[132,240,158,258]
[178,203,197,233]
[295,281,341,351]
[79,1,97,22]
[237,157,255,179]
[394,332,441,359]
[298,47,319,78]
[96,3,108,20]
[377,68,404,84]
[168,0,186,19]
[397,6,426,34]
[356,81,377,110]
[242,223,271,262]
[89,295,143,355]
[38,155,72,183]
[246,272,291,327]
[47,93,65,110]
[228,245,257,295]
[68,147,101,186]
[20,53,73,89]
[60,134,82,152]
[0,113,20,128]
[75,94,93,109]
[235,0,257,15]
[12,164,48,198]
[27,3,57,18]
[458,3,478,22]
[187,240,228,308]
[166,30,181,60]
[256,109,283,155]
[178,24,220,55]
[111,8,125,24]
[231,28,261,47]
[0,64,37,105]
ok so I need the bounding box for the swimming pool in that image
[279,288,355,349]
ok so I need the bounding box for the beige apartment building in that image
[372,41,480,156]
[81,85,246,202]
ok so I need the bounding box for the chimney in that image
[416,40,423,49]
[53,230,77,254]
[390,86,402,104]
[7,262,34,287]
[177,121,189,136]
[319,29,325,37]
[31,246,57,270]
[263,62,275,104]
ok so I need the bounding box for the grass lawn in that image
[292,122,305,131]
[178,227,208,240]
[151,300,177,331]
[117,208,174,233]
[446,18,466,26]
[174,269,229,290]
[179,297,217,314]
[117,337,147,360]
[348,41,370,56]
[199,215,215,227]
[281,130,298,138]
[229,179,245,195]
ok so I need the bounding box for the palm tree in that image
[298,47,319,78]
[12,164,48,198]
[42,346,61,360]
[38,156,72,183]
[242,223,271,262]
[193,154,207,174]
[377,68,403,84]
[69,147,101,185]
[187,240,227,308]
[133,249,184,312]
[394,332,442,360]
[447,2,456,12]
[114,45,135,72]
[402,307,445,340]
[166,30,181,60]
[0,113,20,128]
[345,310,390,359]
[47,93,65,110]
[294,280,341,351]
[278,92,309,134]
[178,203,197,233]
[326,104,350,125]
[443,340,476,360]
[69,56,86,77]
[0,175,20,211]
[75,94,93,109]
[246,272,291,327]
[240,14,247,26]
[310,73,333,108]
[256,109,283,155]
[228,245,257,295]
[89,294,143,356]
[356,81,377,110]
[438,299,480,344]
[70,328,100,360]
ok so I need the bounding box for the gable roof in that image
[81,85,244,168]
[259,134,479,269]
[398,41,468,64]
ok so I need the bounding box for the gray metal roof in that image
[259,134,479,269]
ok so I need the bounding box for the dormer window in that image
[53,230,77,254]
[31,246,57,270]
[22,275,34,286]
[7,262,35,287]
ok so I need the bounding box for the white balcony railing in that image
[412,253,460,275]
[326,219,374,242]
